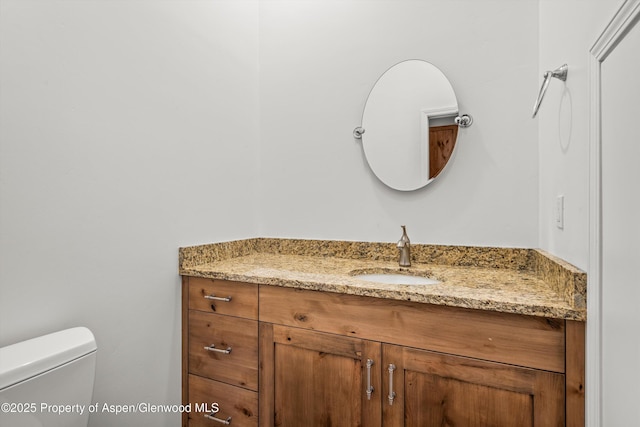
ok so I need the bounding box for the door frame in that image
[588,1,640,426]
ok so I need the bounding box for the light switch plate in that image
[556,195,564,229]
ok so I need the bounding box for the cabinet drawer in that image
[189,310,258,390]
[187,374,258,427]
[189,277,258,319]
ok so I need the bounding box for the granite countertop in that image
[179,238,586,321]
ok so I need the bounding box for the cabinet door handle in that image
[204,294,232,302]
[204,344,232,354]
[387,364,396,405]
[204,411,232,425]
[366,359,374,400]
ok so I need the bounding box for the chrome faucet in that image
[397,225,411,267]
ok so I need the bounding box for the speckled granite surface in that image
[179,238,586,321]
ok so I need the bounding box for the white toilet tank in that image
[0,327,97,427]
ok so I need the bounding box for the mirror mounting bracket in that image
[353,113,472,141]
[454,114,473,128]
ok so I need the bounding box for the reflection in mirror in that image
[359,60,460,191]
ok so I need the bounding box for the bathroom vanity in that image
[180,238,585,427]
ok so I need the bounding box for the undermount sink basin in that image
[354,273,440,285]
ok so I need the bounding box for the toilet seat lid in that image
[0,327,96,390]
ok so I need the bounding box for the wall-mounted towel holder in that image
[532,64,568,118]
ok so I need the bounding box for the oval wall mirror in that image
[357,59,467,191]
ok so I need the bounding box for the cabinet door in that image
[429,124,458,179]
[259,324,382,427]
[382,345,565,427]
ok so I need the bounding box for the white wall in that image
[537,0,621,270]
[0,1,259,426]
[258,0,540,247]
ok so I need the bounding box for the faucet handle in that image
[397,225,411,267]
[398,225,410,245]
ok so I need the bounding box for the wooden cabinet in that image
[382,345,564,427]
[183,277,259,427]
[183,278,585,427]
[259,330,565,427]
[259,324,382,427]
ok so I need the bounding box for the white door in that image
[600,12,640,426]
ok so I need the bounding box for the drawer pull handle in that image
[204,411,232,425]
[204,344,232,354]
[388,364,396,405]
[366,358,374,400]
[204,294,232,302]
